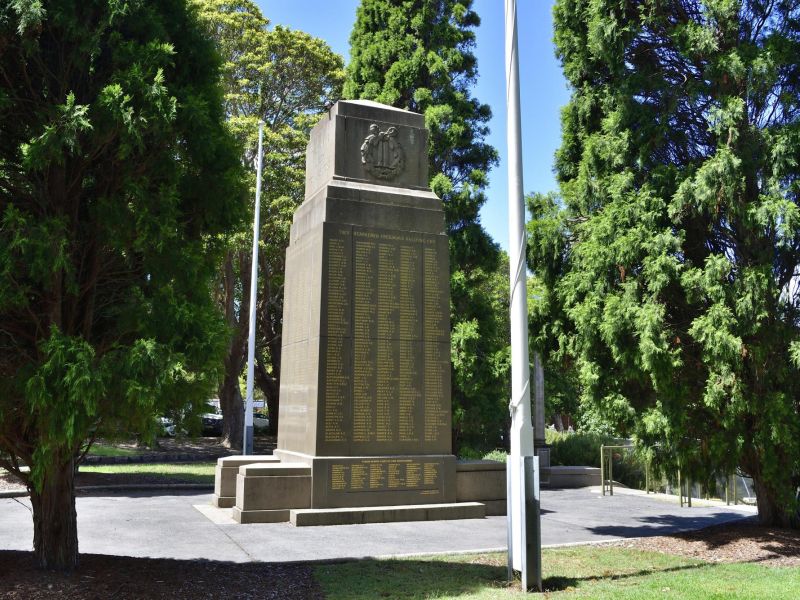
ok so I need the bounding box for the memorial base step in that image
[480,499,506,516]
[232,507,291,524]
[214,455,278,505]
[235,462,312,513]
[211,494,236,508]
[289,502,486,526]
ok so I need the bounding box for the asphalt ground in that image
[0,487,756,563]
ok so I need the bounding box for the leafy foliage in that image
[192,0,344,443]
[0,0,245,568]
[345,0,508,452]
[530,0,800,526]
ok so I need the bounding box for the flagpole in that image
[504,0,541,592]
[243,120,264,455]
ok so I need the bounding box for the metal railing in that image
[601,443,748,507]
[600,445,633,496]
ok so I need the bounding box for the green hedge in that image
[545,430,645,489]
[546,429,613,467]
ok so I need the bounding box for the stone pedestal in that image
[212,455,277,508]
[222,100,486,525]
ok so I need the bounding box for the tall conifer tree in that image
[345,0,509,452]
[529,0,800,526]
[0,0,244,568]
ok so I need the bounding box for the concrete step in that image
[239,462,311,477]
[217,455,278,468]
[290,502,486,526]
[232,507,291,524]
[213,455,280,508]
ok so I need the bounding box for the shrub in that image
[482,449,508,463]
[546,430,645,489]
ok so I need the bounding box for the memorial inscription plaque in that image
[270,99,457,509]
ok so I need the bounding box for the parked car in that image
[158,416,176,437]
[157,416,188,437]
[253,413,270,431]
[201,412,223,436]
[201,402,223,436]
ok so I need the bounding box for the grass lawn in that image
[85,443,143,458]
[79,462,216,484]
[315,546,799,599]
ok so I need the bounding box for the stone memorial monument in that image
[212,100,505,525]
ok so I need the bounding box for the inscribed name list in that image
[319,223,450,455]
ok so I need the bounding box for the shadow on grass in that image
[315,556,512,599]
[315,554,709,598]
[1,549,721,599]
[541,562,706,592]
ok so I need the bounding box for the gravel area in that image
[609,520,800,567]
[0,551,322,599]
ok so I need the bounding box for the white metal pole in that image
[505,0,534,574]
[243,121,264,455]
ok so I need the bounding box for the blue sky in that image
[256,0,570,252]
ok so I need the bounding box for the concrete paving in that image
[0,487,756,563]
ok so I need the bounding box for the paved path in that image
[0,487,755,563]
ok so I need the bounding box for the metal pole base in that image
[243,425,254,455]
[507,455,542,593]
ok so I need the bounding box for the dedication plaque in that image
[276,100,455,508]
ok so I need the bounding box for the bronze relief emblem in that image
[360,124,405,180]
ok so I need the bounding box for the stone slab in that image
[309,454,457,508]
[232,507,291,524]
[217,455,279,467]
[305,100,428,199]
[456,459,506,472]
[482,500,507,516]
[214,456,278,500]
[235,474,311,511]
[290,501,485,526]
[290,182,444,243]
[548,466,601,488]
[456,465,505,502]
[238,462,311,477]
[211,494,235,509]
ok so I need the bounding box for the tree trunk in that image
[266,338,281,436]
[554,413,564,432]
[30,458,79,571]
[219,371,244,450]
[265,391,279,436]
[217,250,248,450]
[255,356,279,436]
[752,472,799,528]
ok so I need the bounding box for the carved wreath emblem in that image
[360,124,405,180]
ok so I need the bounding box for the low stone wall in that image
[456,460,506,515]
[454,461,603,516]
[216,457,603,518]
[548,466,601,488]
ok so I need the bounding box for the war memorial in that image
[212,99,505,525]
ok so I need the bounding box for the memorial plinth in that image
[217,100,486,524]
